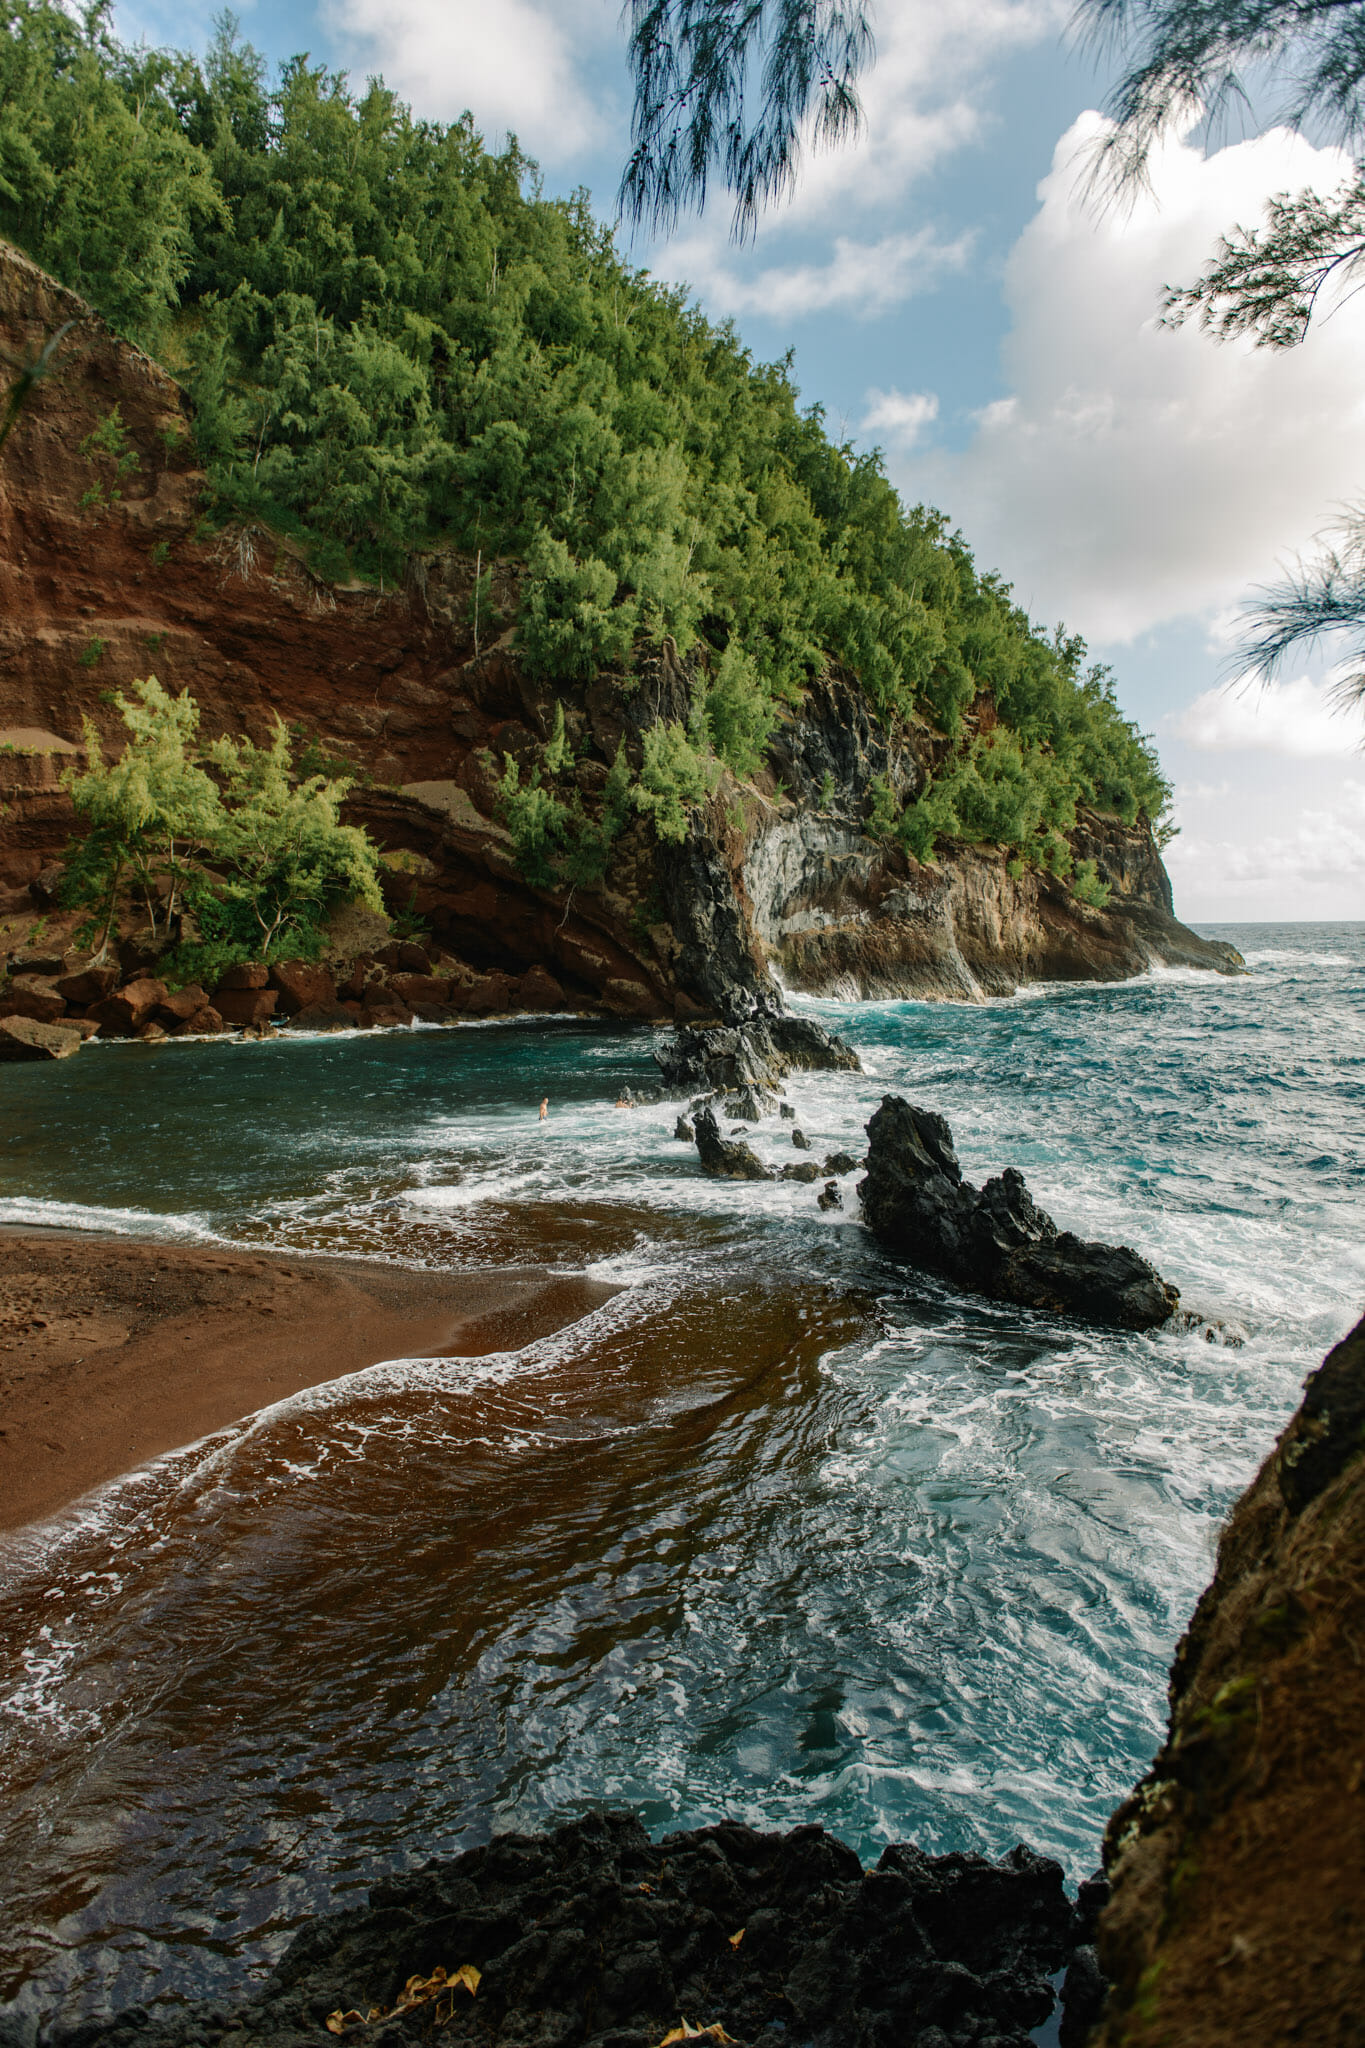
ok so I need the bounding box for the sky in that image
[114,0,1365,923]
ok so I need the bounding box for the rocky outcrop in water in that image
[859,1096,1178,1330]
[1090,1309,1365,2045]
[48,1811,1093,2048]
[654,1013,861,1100]
[693,1106,772,1181]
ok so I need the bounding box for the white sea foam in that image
[0,1197,214,1240]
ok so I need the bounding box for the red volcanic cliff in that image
[0,241,1239,1018]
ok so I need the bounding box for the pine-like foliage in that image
[618,0,873,237]
[1078,0,1365,707]
[1,1,1172,849]
[1080,0,1365,196]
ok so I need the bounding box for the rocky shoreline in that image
[0,916,594,1064]
[43,1811,1103,2048]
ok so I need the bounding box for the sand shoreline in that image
[0,1228,617,1533]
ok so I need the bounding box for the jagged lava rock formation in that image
[48,1811,1097,2048]
[1089,1310,1365,2044]
[860,1096,1178,1330]
[0,243,1240,1020]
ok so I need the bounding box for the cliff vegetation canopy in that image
[0,0,1171,861]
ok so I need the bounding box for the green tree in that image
[64,676,225,952]
[632,719,717,841]
[205,720,383,952]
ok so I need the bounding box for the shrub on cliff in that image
[64,678,223,953]
[61,679,382,959]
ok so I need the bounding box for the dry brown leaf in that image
[393,1961,479,2011]
[727,1928,745,1949]
[657,2022,739,2045]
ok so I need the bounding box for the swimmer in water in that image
[539,1096,548,1119]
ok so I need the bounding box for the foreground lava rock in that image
[50,1811,1090,2048]
[859,1096,1178,1330]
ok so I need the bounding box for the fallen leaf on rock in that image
[396,1962,480,2010]
[657,2022,739,2045]
[326,1964,479,2033]
[727,1928,744,1949]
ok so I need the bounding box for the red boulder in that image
[269,960,337,1015]
[89,977,169,1036]
[216,987,278,1026]
[216,961,269,992]
[0,976,67,1024]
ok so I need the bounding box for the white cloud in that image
[646,0,1058,311]
[770,0,1067,227]
[907,113,1365,644]
[666,226,973,320]
[1174,674,1365,757]
[321,0,613,156]
[1166,789,1365,902]
[862,387,941,447]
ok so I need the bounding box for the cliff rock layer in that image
[1092,1311,1365,2045]
[0,243,1239,1013]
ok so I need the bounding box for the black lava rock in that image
[49,1812,1088,2048]
[654,1013,859,1100]
[693,1107,772,1181]
[859,1096,1178,1330]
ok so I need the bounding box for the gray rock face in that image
[693,1106,772,1181]
[655,1010,860,1100]
[859,1095,1178,1331]
[655,816,779,1021]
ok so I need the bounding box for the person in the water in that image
[539,1097,548,1119]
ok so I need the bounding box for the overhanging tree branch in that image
[617,0,873,239]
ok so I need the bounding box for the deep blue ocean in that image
[0,923,1361,2032]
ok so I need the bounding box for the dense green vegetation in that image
[63,677,381,977]
[0,0,1171,868]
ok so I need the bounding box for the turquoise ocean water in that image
[0,922,1361,2030]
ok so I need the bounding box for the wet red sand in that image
[0,1229,616,1531]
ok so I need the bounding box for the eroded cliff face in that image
[740,673,1238,1002]
[0,242,1239,1016]
[1091,1313,1365,2046]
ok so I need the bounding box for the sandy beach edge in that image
[0,1227,619,1533]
